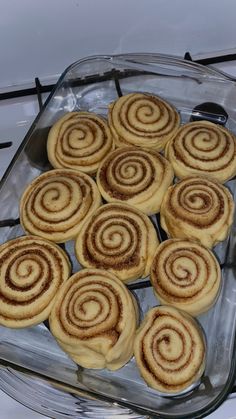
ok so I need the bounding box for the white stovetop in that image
[1,66,236,419]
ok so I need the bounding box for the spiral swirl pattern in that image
[97,147,174,215]
[108,93,180,151]
[20,169,101,243]
[166,121,236,183]
[47,112,114,175]
[0,235,71,328]
[75,203,159,282]
[150,239,221,315]
[160,176,234,248]
[134,306,205,393]
[49,269,138,370]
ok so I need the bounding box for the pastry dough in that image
[160,176,234,248]
[47,112,114,175]
[108,93,180,151]
[97,147,174,215]
[150,239,221,315]
[49,269,138,370]
[0,235,71,328]
[134,305,205,394]
[20,169,101,243]
[75,203,159,282]
[166,121,236,183]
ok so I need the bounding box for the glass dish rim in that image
[0,52,236,419]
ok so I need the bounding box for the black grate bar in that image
[0,70,147,102]
[127,279,151,291]
[185,51,236,65]
[0,84,55,101]
[113,72,123,97]
[0,69,164,103]
[155,213,168,242]
[0,218,20,228]
[0,141,12,149]
[35,77,43,111]
[220,262,236,269]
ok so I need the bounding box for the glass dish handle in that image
[112,52,232,80]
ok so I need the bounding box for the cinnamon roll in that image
[97,147,174,215]
[166,121,236,183]
[0,235,71,328]
[75,203,159,282]
[20,169,101,243]
[108,93,180,151]
[47,112,114,175]
[134,306,205,394]
[150,239,221,315]
[160,176,234,248]
[49,269,138,370]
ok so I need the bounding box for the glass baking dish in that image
[0,53,236,419]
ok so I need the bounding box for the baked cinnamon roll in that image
[150,239,221,315]
[49,269,138,370]
[47,112,114,175]
[20,169,101,243]
[134,306,206,393]
[97,147,174,215]
[0,235,71,328]
[75,203,159,282]
[108,93,180,151]
[160,176,234,248]
[166,121,236,183]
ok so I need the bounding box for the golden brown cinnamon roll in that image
[166,121,236,183]
[47,112,114,175]
[0,235,71,328]
[49,269,138,370]
[20,169,101,243]
[134,306,205,394]
[97,147,174,215]
[150,239,221,315]
[108,93,180,151]
[75,203,159,282]
[160,176,234,248]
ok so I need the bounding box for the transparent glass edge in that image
[0,370,59,419]
[0,52,235,418]
[0,368,145,419]
[65,52,233,79]
[0,356,235,419]
[111,53,229,78]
